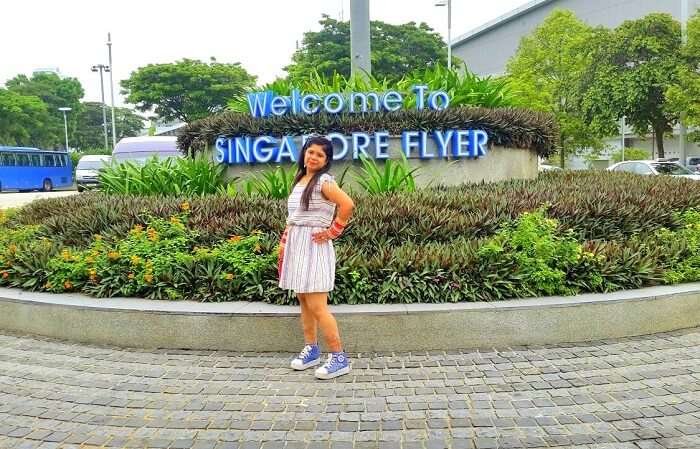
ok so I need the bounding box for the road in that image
[0,191,78,209]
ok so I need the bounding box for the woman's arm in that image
[321,181,354,225]
[312,181,354,243]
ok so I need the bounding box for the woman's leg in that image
[304,292,342,352]
[298,293,318,345]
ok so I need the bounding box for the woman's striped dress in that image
[278,173,337,293]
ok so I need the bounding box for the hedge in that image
[3,171,700,304]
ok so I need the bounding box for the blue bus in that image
[0,146,73,192]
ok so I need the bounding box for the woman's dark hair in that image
[293,136,333,210]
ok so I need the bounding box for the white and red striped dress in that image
[278,173,337,293]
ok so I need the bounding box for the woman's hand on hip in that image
[311,230,331,244]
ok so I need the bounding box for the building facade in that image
[451,0,700,167]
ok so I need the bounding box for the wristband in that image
[327,220,346,239]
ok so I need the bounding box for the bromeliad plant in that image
[99,154,231,196]
[354,154,418,194]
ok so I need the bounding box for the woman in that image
[278,136,354,380]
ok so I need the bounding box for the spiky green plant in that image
[353,153,418,195]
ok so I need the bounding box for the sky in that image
[0,0,528,110]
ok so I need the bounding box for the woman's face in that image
[304,144,327,172]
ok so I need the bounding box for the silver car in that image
[607,160,700,180]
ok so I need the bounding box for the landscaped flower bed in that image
[2,171,700,304]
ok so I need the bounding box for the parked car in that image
[686,156,700,173]
[538,164,562,172]
[112,136,181,165]
[607,160,700,180]
[76,154,111,192]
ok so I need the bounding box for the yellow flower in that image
[169,216,181,225]
[63,280,73,290]
[180,201,190,212]
[44,282,53,289]
[147,227,158,242]
[88,269,97,282]
[130,255,141,265]
[144,273,153,283]
[107,251,120,260]
[61,249,72,261]
[127,272,135,280]
[229,235,242,243]
[86,256,95,264]
[1,271,8,279]
[145,259,153,269]
[131,224,144,235]
[94,234,103,241]
[8,244,16,254]
[224,273,234,281]
[254,243,262,253]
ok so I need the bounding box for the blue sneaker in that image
[314,351,350,379]
[290,344,321,370]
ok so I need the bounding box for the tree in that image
[121,59,256,123]
[666,9,700,141]
[5,72,84,148]
[507,10,603,168]
[0,89,52,146]
[285,16,447,83]
[581,14,684,158]
[73,102,145,150]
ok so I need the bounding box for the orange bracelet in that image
[327,220,346,239]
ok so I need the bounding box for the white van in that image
[76,154,111,192]
[112,136,182,165]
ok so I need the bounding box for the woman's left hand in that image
[312,230,331,243]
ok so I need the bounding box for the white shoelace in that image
[298,345,313,359]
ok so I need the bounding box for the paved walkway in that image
[0,329,699,449]
[0,191,77,209]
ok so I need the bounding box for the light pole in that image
[107,32,117,148]
[620,115,626,162]
[680,0,689,166]
[435,0,452,70]
[58,107,72,151]
[350,0,371,79]
[91,64,110,152]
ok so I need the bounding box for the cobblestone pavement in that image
[0,329,699,449]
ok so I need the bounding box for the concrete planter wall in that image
[1,284,698,352]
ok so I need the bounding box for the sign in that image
[216,86,489,165]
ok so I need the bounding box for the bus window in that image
[42,154,55,167]
[31,154,41,167]
[0,153,15,166]
[16,153,30,166]
[61,154,68,167]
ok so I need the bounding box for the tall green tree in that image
[581,13,684,158]
[507,10,602,168]
[0,89,52,146]
[5,72,84,148]
[285,16,447,83]
[666,9,700,141]
[73,102,145,150]
[121,58,256,123]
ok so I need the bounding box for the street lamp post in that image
[58,107,72,151]
[435,0,452,70]
[107,33,117,148]
[680,0,689,166]
[91,64,110,152]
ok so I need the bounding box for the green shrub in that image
[228,65,518,113]
[610,147,651,163]
[353,154,418,194]
[10,171,700,251]
[1,200,699,304]
[99,154,229,196]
